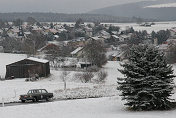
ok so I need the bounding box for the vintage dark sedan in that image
[19,89,53,103]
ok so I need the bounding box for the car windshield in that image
[28,90,32,94]
[41,89,48,93]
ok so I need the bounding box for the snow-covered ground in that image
[103,21,176,33]
[0,53,176,118]
[0,53,121,103]
[145,3,176,8]
[0,53,175,103]
[45,21,176,34]
[1,96,176,118]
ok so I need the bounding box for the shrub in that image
[97,70,108,83]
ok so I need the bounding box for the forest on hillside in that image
[0,13,155,23]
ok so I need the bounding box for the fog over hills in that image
[90,0,176,21]
[0,0,152,13]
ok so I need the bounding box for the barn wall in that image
[5,59,50,79]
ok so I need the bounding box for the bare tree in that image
[84,40,107,68]
[166,43,176,64]
[25,32,47,54]
[26,17,37,25]
[60,70,70,90]
[81,72,94,83]
[13,18,23,26]
[73,72,94,83]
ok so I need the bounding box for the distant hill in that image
[0,12,154,23]
[90,0,176,21]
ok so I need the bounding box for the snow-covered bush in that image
[86,65,100,72]
[74,72,94,83]
[54,85,118,100]
[81,72,94,83]
[25,74,40,82]
[118,45,175,111]
[96,70,108,83]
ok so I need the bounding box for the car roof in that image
[29,89,47,91]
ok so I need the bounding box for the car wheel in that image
[32,97,37,102]
[21,100,25,103]
[46,97,49,101]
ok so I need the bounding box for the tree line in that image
[0,13,154,23]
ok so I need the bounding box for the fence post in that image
[2,98,4,107]
[13,89,16,98]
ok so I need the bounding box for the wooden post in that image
[2,98,4,107]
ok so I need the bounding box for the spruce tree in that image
[118,45,175,111]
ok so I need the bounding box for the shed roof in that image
[27,57,49,63]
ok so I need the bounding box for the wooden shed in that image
[5,57,50,79]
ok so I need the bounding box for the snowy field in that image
[0,53,176,118]
[0,97,176,118]
[103,21,176,33]
[47,21,176,34]
[0,53,121,103]
[145,2,176,8]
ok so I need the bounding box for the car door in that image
[34,89,41,100]
[38,90,44,100]
[41,89,48,99]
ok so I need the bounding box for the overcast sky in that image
[0,0,155,13]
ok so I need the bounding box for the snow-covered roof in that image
[78,62,91,64]
[48,41,62,46]
[11,28,20,33]
[100,30,110,36]
[72,37,85,42]
[54,35,59,38]
[167,39,176,42]
[158,44,168,50]
[91,36,100,40]
[170,28,176,33]
[37,42,61,52]
[32,26,42,31]
[112,35,119,39]
[50,29,58,33]
[111,31,118,35]
[100,35,109,39]
[27,57,49,63]
[85,27,93,32]
[120,35,130,39]
[110,51,122,57]
[71,47,83,55]
[58,28,67,32]
[24,32,31,35]
[43,26,50,30]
